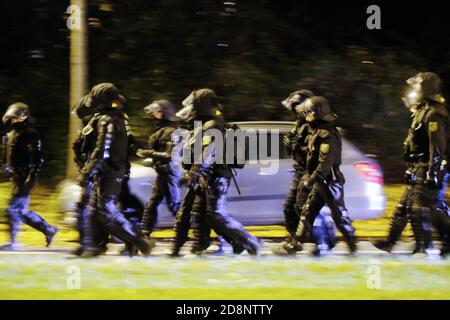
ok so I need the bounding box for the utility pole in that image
[66,0,88,179]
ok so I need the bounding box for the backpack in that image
[72,113,101,169]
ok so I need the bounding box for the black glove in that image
[283,134,292,148]
[301,179,313,192]
[404,168,414,185]
[188,166,202,186]
[179,172,192,186]
[77,171,89,188]
[136,149,149,158]
[425,172,438,189]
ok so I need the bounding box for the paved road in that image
[0,240,440,258]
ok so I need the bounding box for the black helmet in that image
[177,88,222,121]
[73,94,96,122]
[143,99,179,122]
[403,72,445,109]
[296,96,337,123]
[89,82,126,111]
[282,89,314,112]
[2,102,30,125]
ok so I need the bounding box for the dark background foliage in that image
[0,0,449,184]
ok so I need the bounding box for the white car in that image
[59,121,386,227]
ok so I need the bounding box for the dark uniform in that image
[137,100,182,237]
[288,96,357,255]
[374,72,450,255]
[175,89,261,255]
[1,103,58,250]
[279,90,336,253]
[72,94,101,255]
[79,83,152,257]
[171,180,199,256]
[281,90,314,238]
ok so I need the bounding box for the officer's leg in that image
[313,212,336,250]
[84,171,152,257]
[162,171,181,216]
[79,182,101,255]
[141,175,164,236]
[372,185,411,252]
[21,210,58,247]
[272,184,323,256]
[73,181,94,255]
[431,208,450,255]
[433,176,450,255]
[204,177,261,255]
[171,186,196,256]
[96,197,151,255]
[408,167,434,252]
[3,181,25,248]
[295,184,325,242]
[190,188,212,254]
[283,172,301,238]
[324,180,357,253]
[9,180,58,247]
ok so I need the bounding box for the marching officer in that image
[175,88,261,255]
[137,99,182,237]
[373,72,450,255]
[78,83,152,257]
[281,96,357,255]
[274,90,337,255]
[1,103,58,250]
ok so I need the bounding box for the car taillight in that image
[353,161,384,185]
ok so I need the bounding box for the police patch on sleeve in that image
[320,143,330,154]
[429,122,438,132]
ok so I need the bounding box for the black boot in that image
[171,210,191,256]
[191,211,211,254]
[272,239,302,256]
[22,211,58,247]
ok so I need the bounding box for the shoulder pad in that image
[165,127,176,135]
[203,120,219,131]
[427,104,448,119]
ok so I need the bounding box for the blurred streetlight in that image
[67,0,88,179]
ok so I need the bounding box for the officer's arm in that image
[136,130,172,162]
[189,133,216,180]
[427,114,447,180]
[124,116,136,158]
[0,135,7,167]
[81,117,112,178]
[26,131,44,184]
[283,124,297,155]
[294,123,310,155]
[307,135,333,185]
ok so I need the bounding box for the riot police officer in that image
[283,96,357,255]
[0,103,58,250]
[78,83,152,257]
[281,90,314,240]
[136,99,182,237]
[373,72,450,255]
[274,90,337,255]
[72,94,102,256]
[176,88,261,255]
